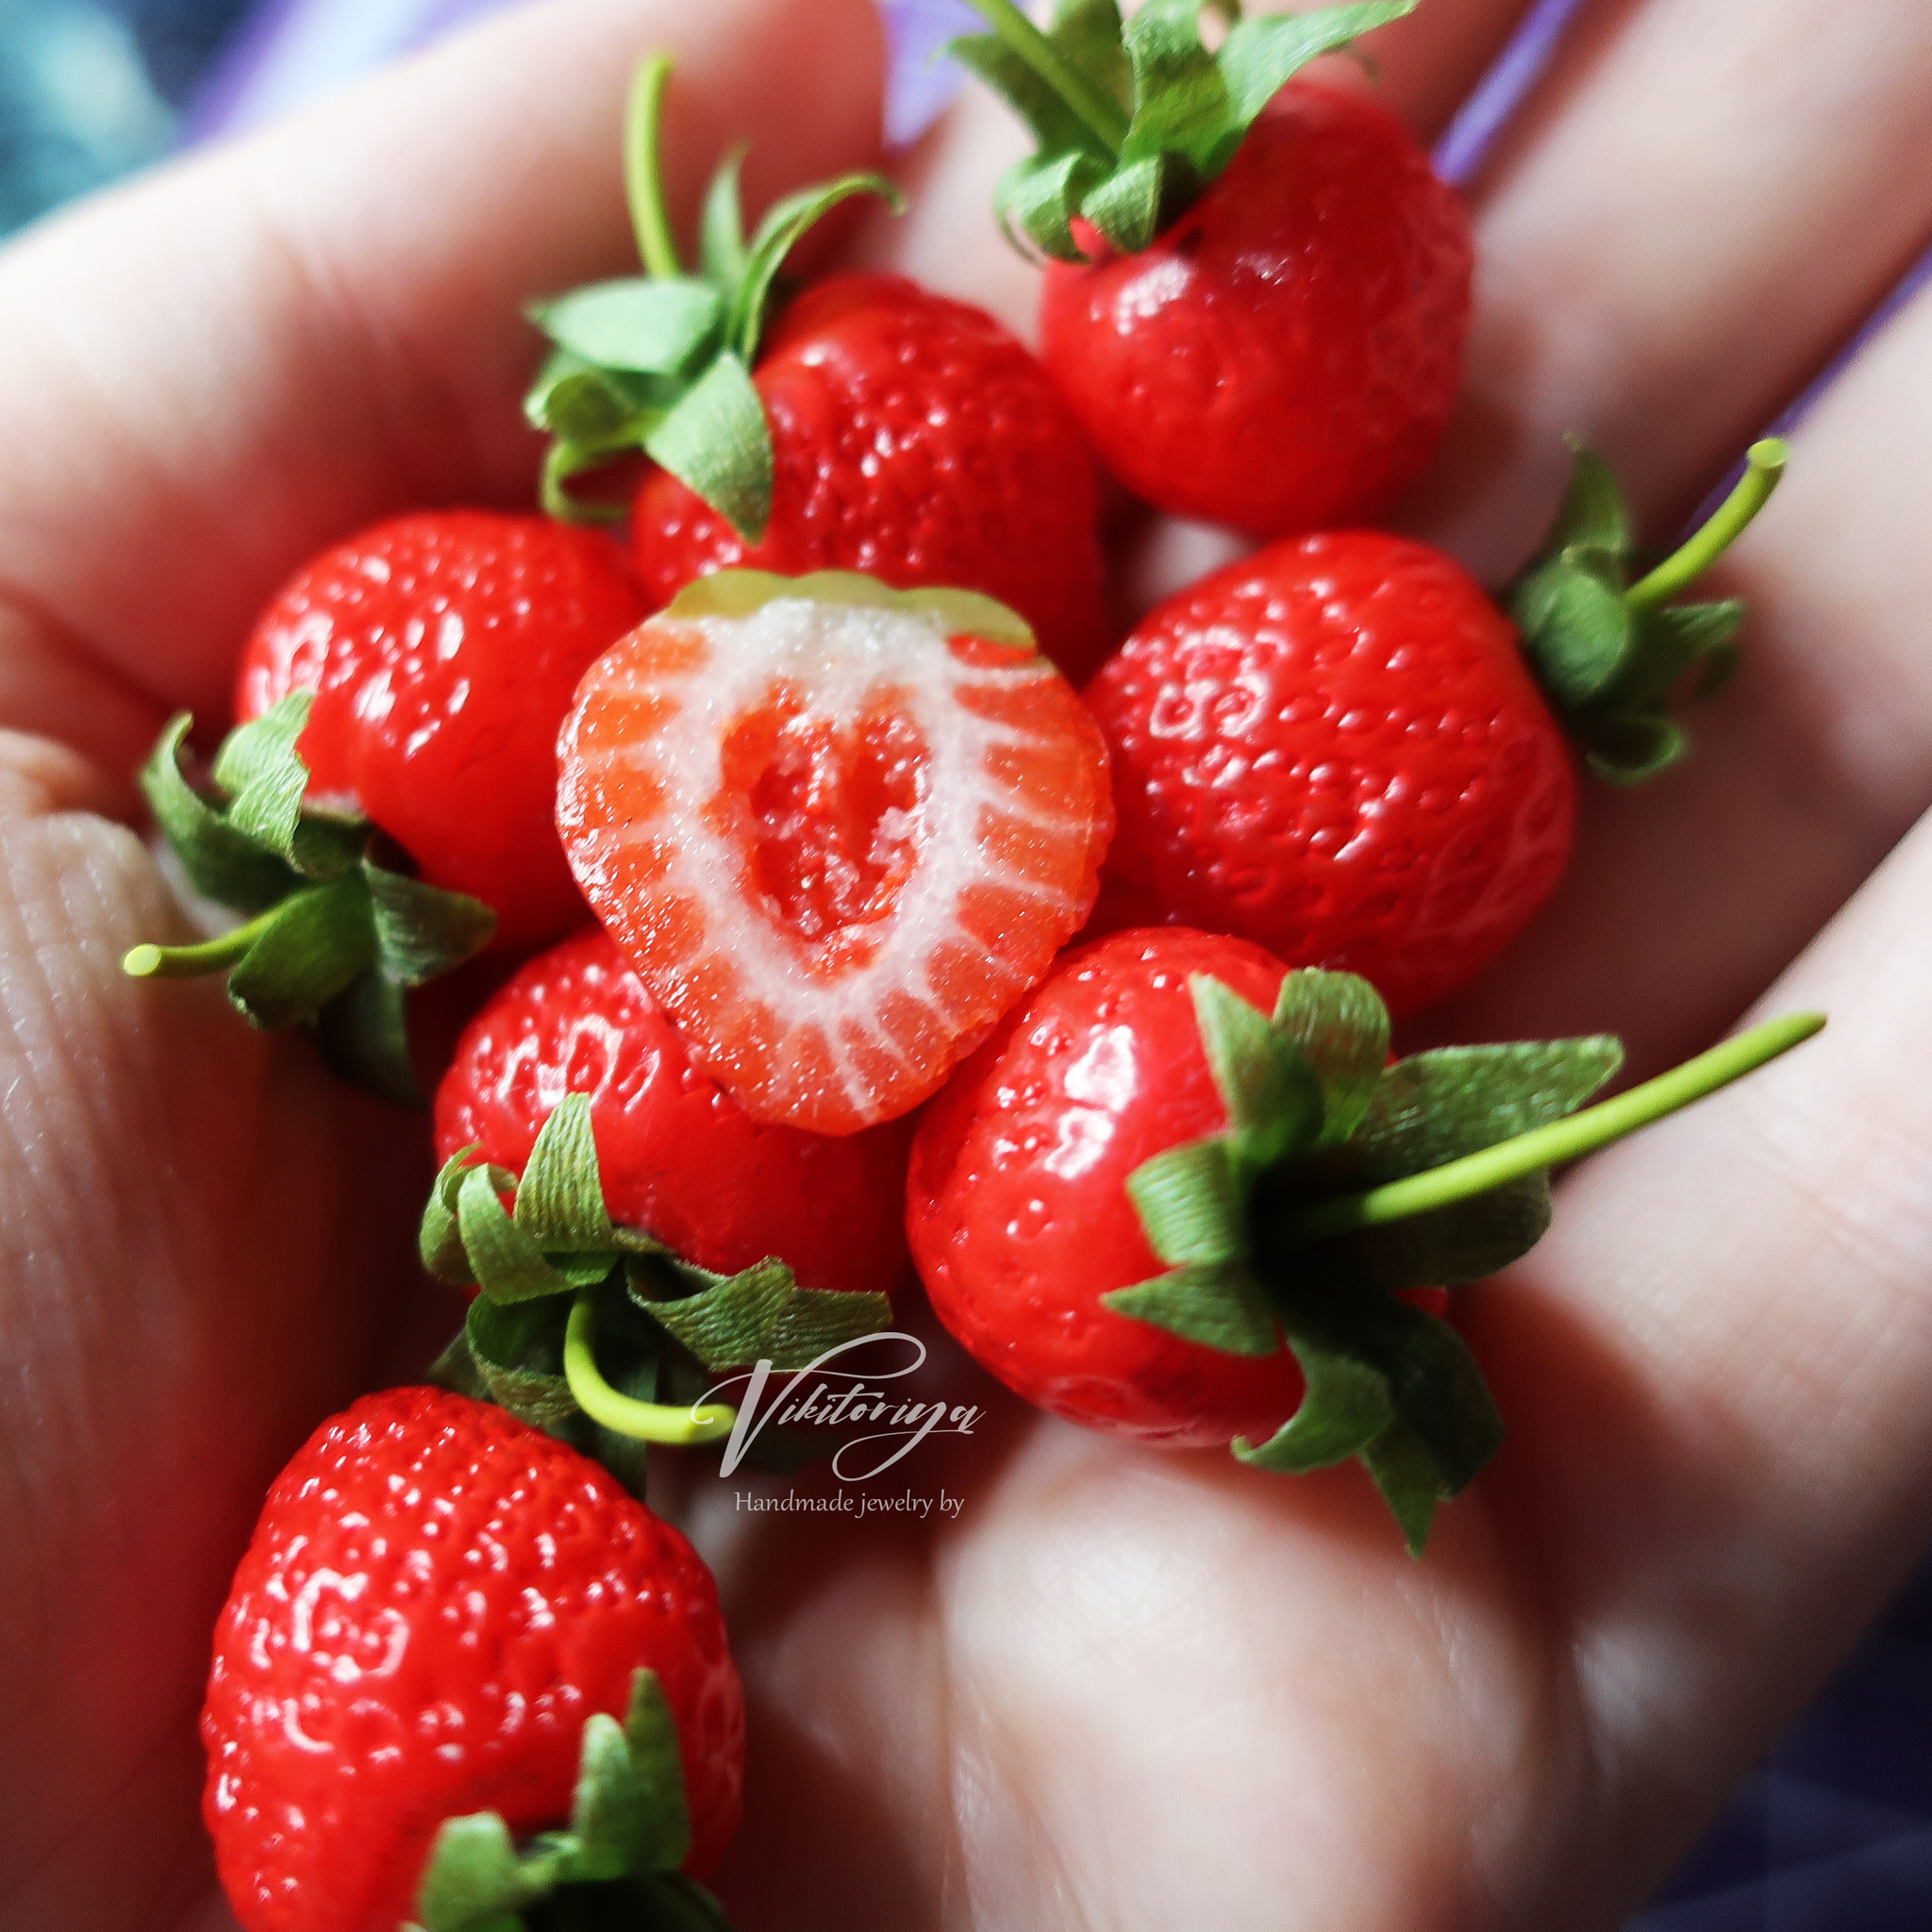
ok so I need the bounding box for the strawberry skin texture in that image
[202,1387,743,1932]
[236,511,648,949]
[1040,83,1471,537]
[632,275,1111,684]
[908,929,1307,1448]
[1084,530,1576,1018]
[436,926,912,1296]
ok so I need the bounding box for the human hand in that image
[1,2,1928,1928]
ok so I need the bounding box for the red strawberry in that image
[952,1,1466,533]
[236,509,647,950]
[435,924,912,1297]
[1084,530,1576,1018]
[633,274,1111,684]
[202,1385,743,1932]
[557,569,1112,1136]
[525,60,1108,683]
[1041,83,1469,535]
[910,928,1308,1450]
[908,926,1820,1550]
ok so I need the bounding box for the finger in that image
[1464,802,1932,1921]
[1419,270,1932,1074]
[1407,0,1932,577]
[0,773,437,1929]
[0,0,884,732]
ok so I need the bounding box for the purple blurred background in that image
[0,4,1927,1926]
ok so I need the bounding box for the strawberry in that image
[632,273,1112,684]
[525,58,1109,682]
[555,569,1112,1136]
[908,927,1822,1550]
[1082,442,1790,1015]
[119,509,651,1105]
[952,1,1469,534]
[235,509,647,951]
[202,1385,743,1932]
[434,925,912,1299]
[1085,529,1575,1017]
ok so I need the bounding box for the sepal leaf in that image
[128,701,495,1103]
[1125,1136,1246,1265]
[1271,969,1391,1149]
[641,352,774,545]
[636,1257,892,1373]
[411,1669,728,1932]
[1233,1332,1393,1472]
[527,277,723,375]
[1102,1260,1279,1357]
[1509,440,1767,783]
[1349,1038,1624,1180]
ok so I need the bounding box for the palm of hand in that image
[2,3,1930,1929]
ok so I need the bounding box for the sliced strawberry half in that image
[558,571,1113,1134]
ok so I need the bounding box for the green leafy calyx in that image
[525,55,902,537]
[408,1668,735,1932]
[1105,972,1823,1551]
[952,0,1416,261]
[1507,437,1787,783]
[125,695,495,1107]
[1101,970,1619,1551]
[426,1094,892,1494]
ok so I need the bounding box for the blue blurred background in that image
[0,2,1926,1924]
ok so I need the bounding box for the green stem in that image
[960,0,1129,157]
[1625,439,1788,609]
[564,1291,736,1446]
[625,55,683,280]
[123,901,289,979]
[1282,1011,1824,1245]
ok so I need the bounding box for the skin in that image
[1,1,1930,1926]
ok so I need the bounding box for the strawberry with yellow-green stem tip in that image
[420,1078,900,1495]
[529,58,1113,682]
[908,926,1824,1553]
[1083,438,1790,1012]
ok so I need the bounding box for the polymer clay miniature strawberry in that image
[555,569,1113,1136]
[202,1385,743,1932]
[122,510,647,1101]
[908,927,1822,1551]
[233,510,648,951]
[435,925,913,1299]
[953,0,1469,534]
[528,58,1110,681]
[1084,441,1788,1015]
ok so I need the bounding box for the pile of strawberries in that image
[124,6,1814,1927]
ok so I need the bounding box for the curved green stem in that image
[1281,1011,1824,1246]
[1625,439,1788,609]
[123,902,288,979]
[625,56,683,280]
[564,1291,736,1446]
[961,0,1129,157]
